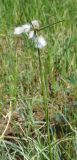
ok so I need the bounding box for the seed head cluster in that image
[14,20,47,49]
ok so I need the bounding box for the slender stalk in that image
[38,19,66,31]
[38,48,52,160]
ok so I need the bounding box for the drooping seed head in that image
[14,26,24,35]
[22,24,31,33]
[34,35,47,49]
[31,20,39,30]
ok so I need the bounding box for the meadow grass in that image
[0,0,77,159]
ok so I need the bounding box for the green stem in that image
[38,19,66,31]
[38,48,52,160]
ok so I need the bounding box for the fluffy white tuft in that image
[14,27,24,35]
[31,20,39,30]
[34,36,47,49]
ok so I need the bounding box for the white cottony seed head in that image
[14,20,39,35]
[14,26,24,35]
[31,20,39,30]
[28,31,35,39]
[14,20,47,49]
[22,24,31,33]
[14,24,31,35]
[34,36,47,49]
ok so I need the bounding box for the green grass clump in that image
[0,0,77,159]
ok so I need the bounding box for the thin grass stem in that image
[38,48,52,160]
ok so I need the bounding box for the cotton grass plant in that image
[14,19,70,160]
[0,1,77,159]
[14,19,53,159]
